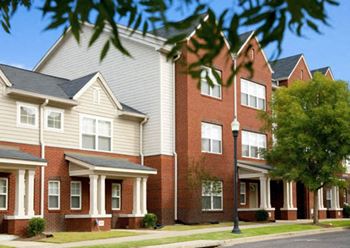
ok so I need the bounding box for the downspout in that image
[233,55,238,120]
[140,117,149,165]
[40,99,49,217]
[172,52,181,221]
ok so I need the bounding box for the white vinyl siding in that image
[112,183,121,210]
[201,122,222,154]
[240,182,246,205]
[48,181,60,210]
[45,107,64,132]
[241,79,266,110]
[200,67,222,99]
[80,115,112,152]
[17,102,38,129]
[0,178,8,210]
[242,131,267,159]
[202,181,223,211]
[70,181,82,210]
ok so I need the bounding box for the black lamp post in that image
[231,119,241,234]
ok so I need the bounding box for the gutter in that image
[40,99,49,217]
[140,117,149,165]
[233,55,238,120]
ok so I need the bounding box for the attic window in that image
[250,48,255,61]
[301,69,304,80]
[93,88,101,104]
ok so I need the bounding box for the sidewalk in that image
[0,219,345,248]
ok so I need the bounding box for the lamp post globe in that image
[231,118,241,234]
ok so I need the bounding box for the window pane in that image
[0,195,6,208]
[49,182,58,195]
[98,137,111,151]
[258,98,265,110]
[242,145,249,157]
[250,95,257,108]
[201,138,210,152]
[213,196,222,209]
[98,120,111,137]
[202,182,211,195]
[20,106,36,125]
[250,146,258,158]
[0,180,6,194]
[112,198,120,209]
[211,85,221,98]
[241,93,248,105]
[49,196,58,208]
[240,194,246,204]
[82,118,96,134]
[202,196,211,210]
[82,135,95,149]
[71,183,80,195]
[201,80,210,95]
[212,140,221,153]
[48,112,62,129]
[71,196,80,208]
[112,184,120,197]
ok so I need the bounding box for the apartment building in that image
[0,65,156,235]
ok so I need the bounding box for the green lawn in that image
[160,221,253,231]
[321,220,350,227]
[40,230,143,244]
[81,224,322,248]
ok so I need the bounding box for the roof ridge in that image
[270,53,303,63]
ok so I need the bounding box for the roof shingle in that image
[270,54,303,80]
[0,148,46,162]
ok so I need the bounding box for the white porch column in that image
[259,176,268,209]
[89,175,99,216]
[318,188,326,210]
[15,169,25,217]
[25,170,35,216]
[331,186,340,209]
[132,177,141,216]
[266,177,272,209]
[140,177,148,215]
[282,181,290,209]
[97,175,106,215]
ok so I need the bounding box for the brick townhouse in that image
[0,65,156,235]
[0,15,346,235]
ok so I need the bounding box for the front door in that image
[249,183,259,208]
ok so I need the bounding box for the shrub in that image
[343,204,350,218]
[256,210,269,221]
[27,217,45,237]
[143,213,157,228]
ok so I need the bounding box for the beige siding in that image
[0,83,40,144]
[44,79,140,155]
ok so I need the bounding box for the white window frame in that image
[201,122,222,154]
[201,181,223,211]
[48,180,60,210]
[93,87,101,104]
[79,114,113,152]
[111,183,121,210]
[242,130,267,160]
[0,178,8,210]
[45,107,64,132]
[16,102,39,129]
[70,181,82,210]
[345,158,350,173]
[200,66,222,99]
[240,79,266,110]
[240,182,246,205]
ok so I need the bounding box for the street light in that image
[231,118,241,234]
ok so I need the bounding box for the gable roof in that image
[0,64,144,115]
[311,67,330,75]
[270,54,306,80]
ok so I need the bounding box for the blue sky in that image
[0,2,349,82]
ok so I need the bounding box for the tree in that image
[261,73,350,224]
[0,0,339,85]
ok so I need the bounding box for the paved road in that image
[228,230,350,248]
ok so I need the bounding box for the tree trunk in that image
[313,189,319,225]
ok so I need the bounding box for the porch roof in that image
[65,153,157,175]
[238,160,272,174]
[0,148,47,167]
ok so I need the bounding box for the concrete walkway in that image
[0,219,344,248]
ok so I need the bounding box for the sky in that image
[0,1,349,82]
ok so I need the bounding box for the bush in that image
[256,210,269,221]
[343,204,350,218]
[143,213,157,228]
[27,217,45,237]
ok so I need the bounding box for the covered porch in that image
[65,153,157,231]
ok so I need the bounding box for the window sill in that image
[202,209,224,213]
[202,151,223,156]
[200,93,223,101]
[241,104,266,112]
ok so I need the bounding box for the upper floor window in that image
[241,79,266,110]
[81,115,112,152]
[17,102,38,128]
[201,122,222,154]
[45,108,64,132]
[202,180,223,211]
[93,88,101,104]
[242,131,266,159]
[200,67,222,99]
[112,183,121,210]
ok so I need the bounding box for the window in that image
[200,67,222,99]
[48,181,60,210]
[81,115,112,151]
[345,159,350,173]
[241,79,266,110]
[242,131,267,159]
[17,102,38,128]
[250,48,255,60]
[301,69,304,80]
[326,189,332,209]
[70,181,81,210]
[240,182,246,205]
[93,88,101,104]
[201,122,222,154]
[45,108,64,131]
[112,183,121,210]
[0,178,8,210]
[202,181,223,211]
